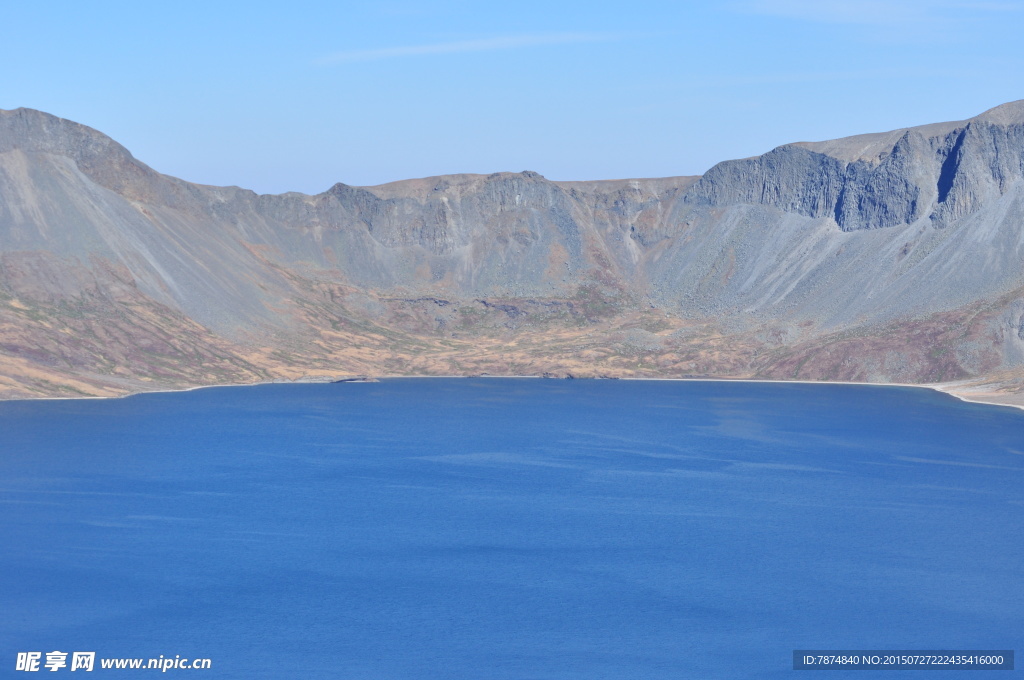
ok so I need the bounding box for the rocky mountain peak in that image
[973,99,1024,126]
[0,107,134,163]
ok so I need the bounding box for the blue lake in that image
[1,378,1022,678]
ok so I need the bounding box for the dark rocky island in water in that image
[1,102,1023,406]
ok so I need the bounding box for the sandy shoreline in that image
[6,373,1024,414]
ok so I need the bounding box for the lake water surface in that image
[1,378,1022,678]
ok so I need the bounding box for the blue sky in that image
[2,0,1021,194]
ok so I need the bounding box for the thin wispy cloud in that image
[316,33,623,65]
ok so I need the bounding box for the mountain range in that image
[2,102,1023,406]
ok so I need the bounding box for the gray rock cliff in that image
[1,101,1023,398]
